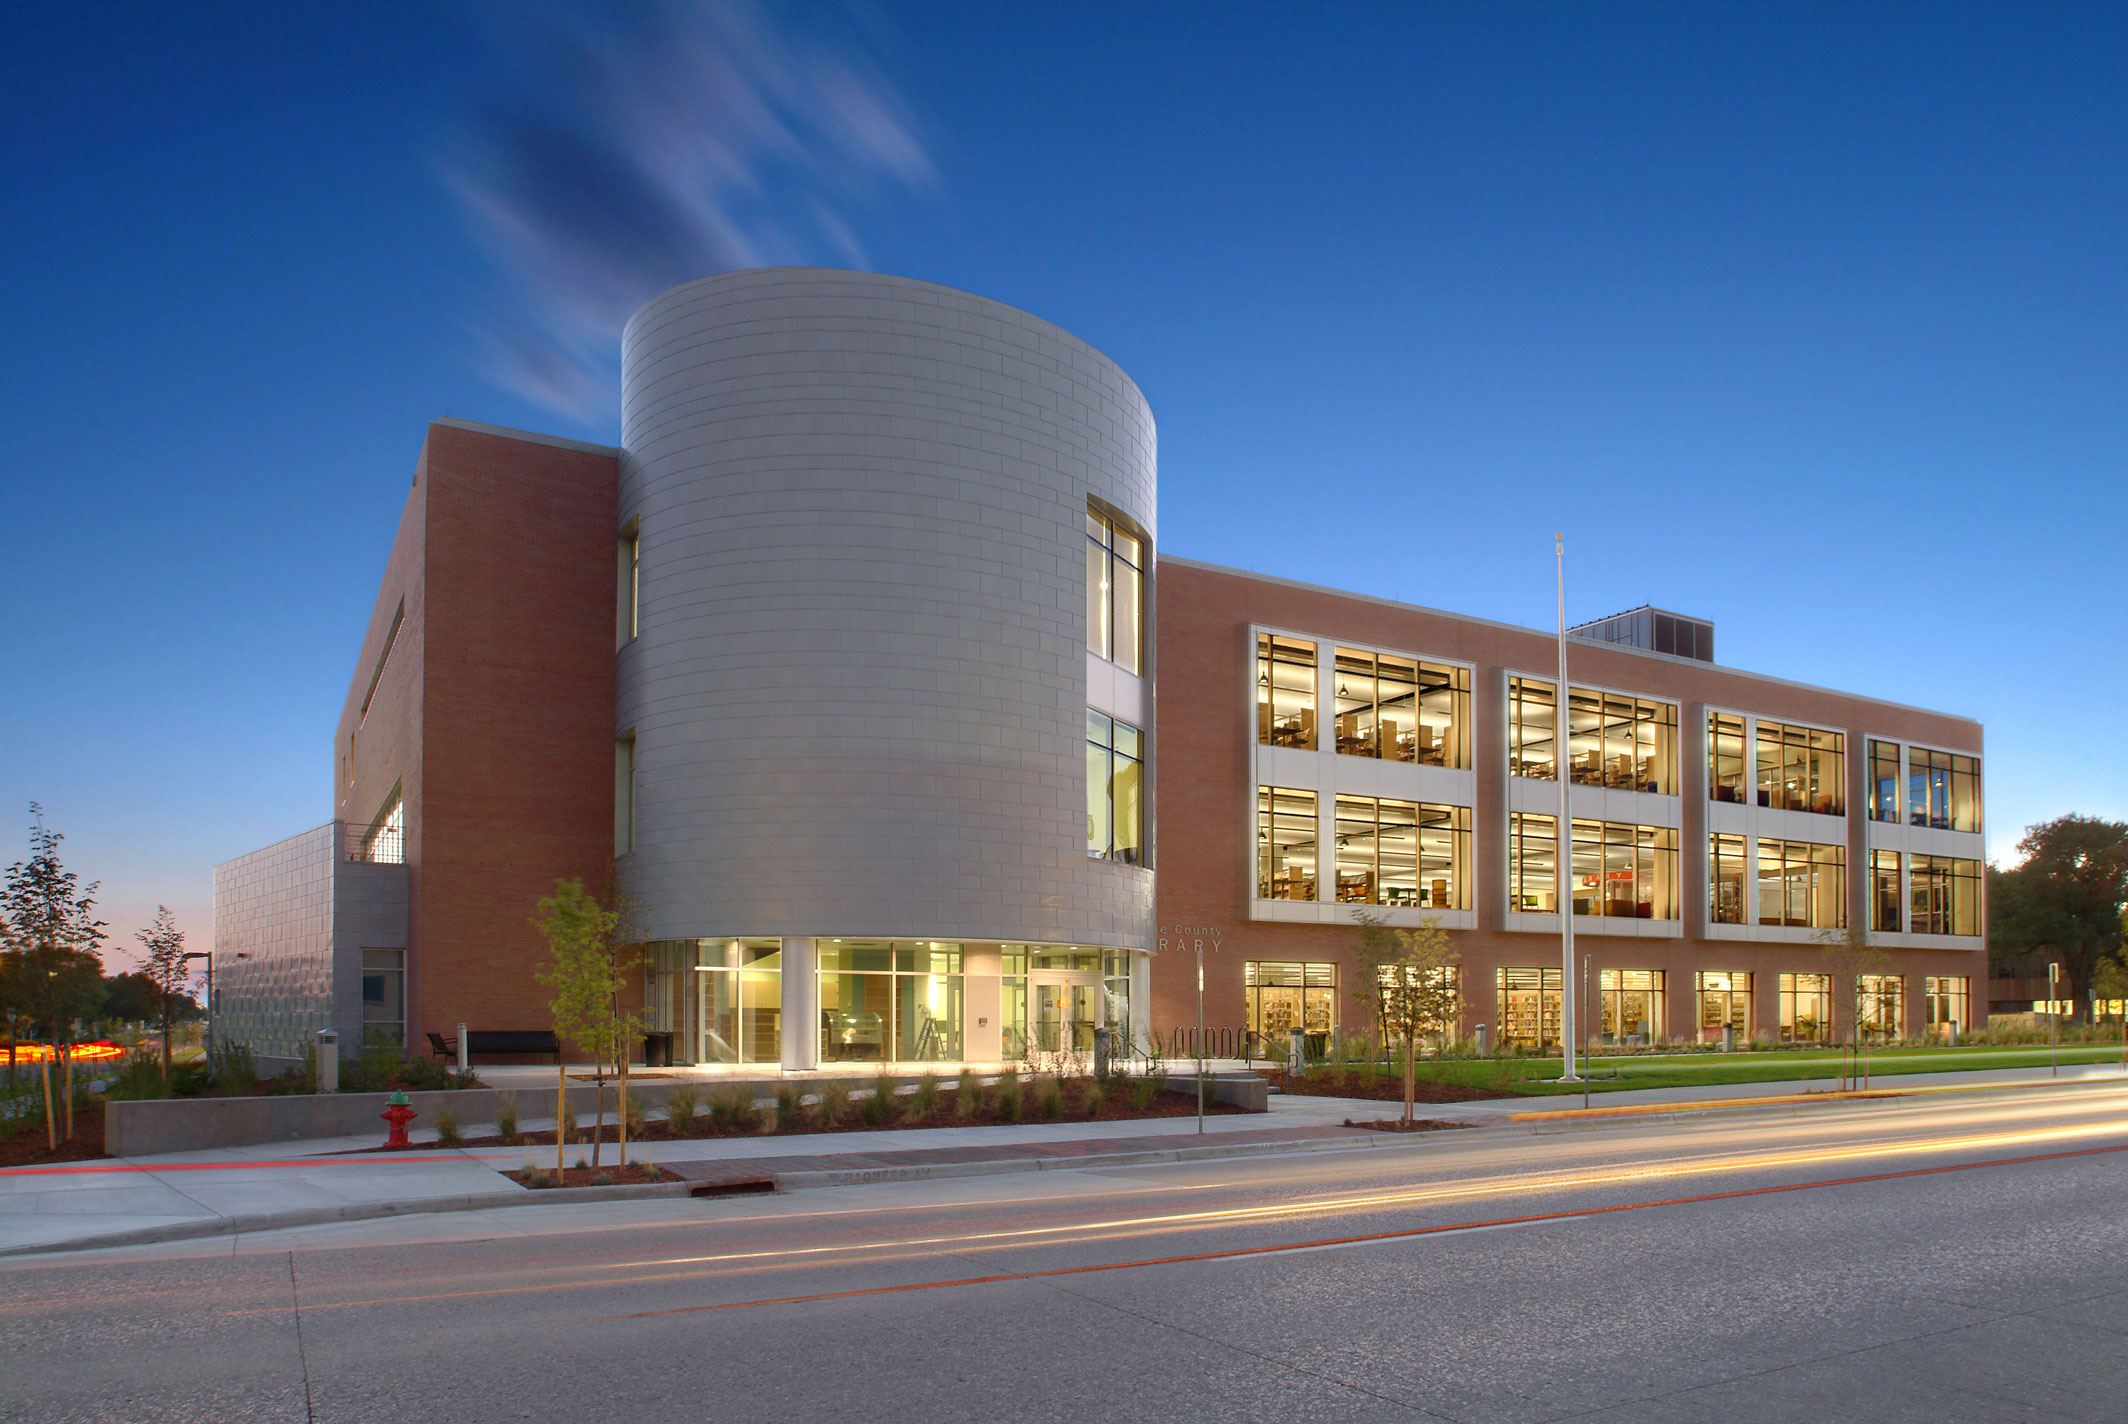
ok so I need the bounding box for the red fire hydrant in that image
[382,1089,417,1149]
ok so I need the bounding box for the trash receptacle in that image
[644,1031,673,1068]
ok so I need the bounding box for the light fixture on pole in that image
[1556,533,1579,1083]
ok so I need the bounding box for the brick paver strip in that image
[661,1125,1372,1185]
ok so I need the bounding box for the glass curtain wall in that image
[1908,749,1982,832]
[1257,787,1319,900]
[1871,850,1902,932]
[1509,812,1557,912]
[1497,967,1563,1049]
[1599,970,1664,1045]
[1859,974,1905,1041]
[1513,815,1679,919]
[1086,510,1143,674]
[1508,677,1557,779]
[1757,722,1846,815]
[1869,740,1902,821]
[644,939,782,1065]
[1924,976,1969,1035]
[1756,841,1847,929]
[1779,972,1832,1043]
[1330,648,1469,766]
[1257,635,1316,748]
[1101,950,1132,1049]
[1001,946,1028,1060]
[1708,714,1748,802]
[1709,833,1747,924]
[819,942,963,1063]
[1911,856,1982,935]
[1086,711,1144,864]
[1696,970,1750,1042]
[1244,961,1337,1045]
[1566,691,1678,792]
[1334,797,1469,908]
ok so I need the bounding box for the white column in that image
[780,937,818,1071]
[963,944,1003,1064]
[1131,948,1153,1048]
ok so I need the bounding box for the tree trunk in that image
[592,1066,606,1169]
[62,1046,73,1138]
[41,1058,55,1151]
[555,1060,567,1174]
[1403,1029,1416,1127]
[618,1050,630,1168]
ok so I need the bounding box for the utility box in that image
[315,1030,339,1094]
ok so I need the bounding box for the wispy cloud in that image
[446,2,935,420]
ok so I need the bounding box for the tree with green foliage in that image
[1,805,109,1148]
[134,906,193,1082]
[1989,816,2128,1023]
[532,877,643,1171]
[1350,909,1460,1126]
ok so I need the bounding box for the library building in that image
[212,268,1986,1070]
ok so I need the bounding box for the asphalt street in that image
[6,1082,2127,1423]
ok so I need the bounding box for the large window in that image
[1779,972,1831,1044]
[1513,679,1675,791]
[1334,797,1469,908]
[1599,970,1664,1045]
[1511,814,1678,919]
[1256,635,1317,748]
[1697,971,1751,1042]
[1257,787,1318,900]
[617,523,639,647]
[1859,974,1905,1042]
[1924,975,1969,1036]
[1870,850,1902,933]
[1757,840,1846,928]
[360,949,404,1048]
[1566,691,1678,793]
[1709,713,1747,803]
[1908,748,1981,832]
[1087,509,1143,674]
[643,939,782,1065]
[1508,677,1557,779]
[1245,961,1337,1043]
[1086,711,1144,865]
[1331,648,1469,766]
[1756,721,1845,815]
[1911,855,1981,935]
[1868,739,1901,821]
[1497,967,1563,1049]
[820,942,963,1063]
[1709,833,1747,924]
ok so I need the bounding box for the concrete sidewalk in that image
[4,1061,2119,1259]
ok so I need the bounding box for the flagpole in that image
[1557,534,1580,1083]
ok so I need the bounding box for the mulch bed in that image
[357,1080,1245,1152]
[1258,1069,1525,1103]
[1349,1118,1474,1134]
[503,1162,681,1189]
[0,1099,107,1167]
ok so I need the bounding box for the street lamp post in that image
[2049,961,2060,1077]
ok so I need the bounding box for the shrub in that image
[1037,1075,1063,1120]
[207,1041,257,1093]
[995,1070,1022,1122]
[559,1106,578,1144]
[1129,1073,1160,1112]
[817,1081,850,1127]
[494,1095,519,1143]
[956,1068,981,1120]
[1083,1079,1106,1117]
[590,1171,612,1187]
[575,1154,588,1171]
[708,1089,743,1132]
[642,1161,664,1182]
[520,1162,548,1188]
[665,1085,699,1135]
[435,1105,462,1147]
[874,1073,901,1121]
[621,1089,647,1138]
[105,1051,171,1102]
[774,1084,803,1131]
[912,1072,940,1119]
[858,1079,892,1128]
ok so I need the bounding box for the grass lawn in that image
[1368,1042,2128,1097]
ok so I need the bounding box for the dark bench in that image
[427,1029,562,1062]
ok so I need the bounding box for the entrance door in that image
[1031,974,1100,1052]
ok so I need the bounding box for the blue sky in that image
[2,2,2121,957]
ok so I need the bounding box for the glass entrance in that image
[1031,975,1099,1052]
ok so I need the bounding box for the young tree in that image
[1990,816,2128,1022]
[1,805,109,1147]
[1350,910,1460,1126]
[134,906,191,1082]
[1818,925,1890,1090]
[532,878,643,1171]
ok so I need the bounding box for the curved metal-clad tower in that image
[618,269,1155,966]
